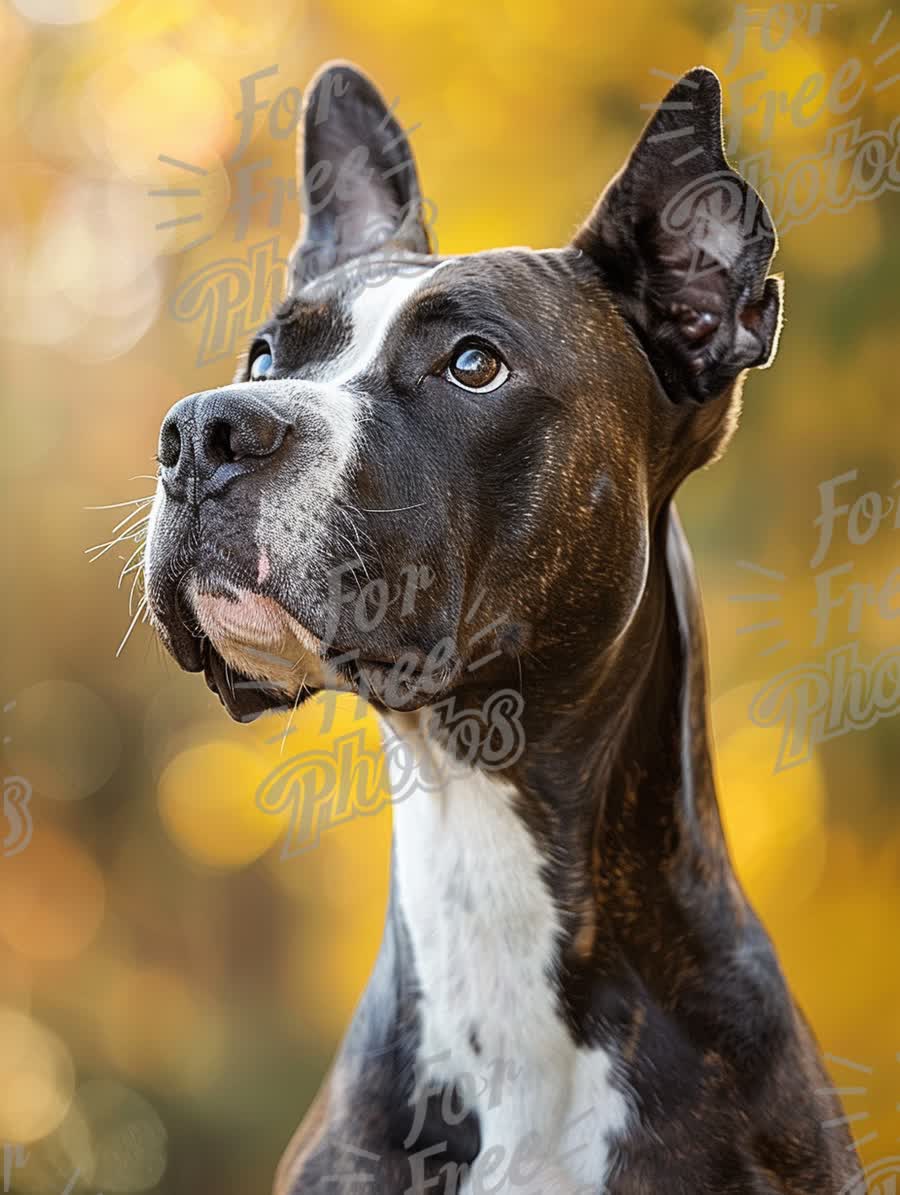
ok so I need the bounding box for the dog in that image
[144,62,865,1194]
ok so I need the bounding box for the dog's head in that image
[144,62,782,721]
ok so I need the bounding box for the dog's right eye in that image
[248,343,274,381]
[444,342,509,394]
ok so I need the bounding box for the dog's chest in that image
[384,720,629,1192]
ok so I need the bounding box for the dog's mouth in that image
[198,637,314,721]
[189,588,342,722]
[153,580,453,721]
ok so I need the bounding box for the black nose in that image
[158,386,291,502]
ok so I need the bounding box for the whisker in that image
[108,504,152,535]
[86,517,150,562]
[350,502,426,514]
[86,515,151,555]
[116,596,149,658]
[129,566,145,616]
[85,495,155,512]
[281,680,308,754]
[118,544,146,588]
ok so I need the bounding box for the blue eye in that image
[249,347,273,380]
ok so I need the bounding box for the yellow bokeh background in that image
[2,0,898,1190]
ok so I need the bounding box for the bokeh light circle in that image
[157,740,288,868]
[0,1008,75,1143]
[0,825,106,961]
[9,0,117,25]
[7,680,121,801]
[57,1080,168,1192]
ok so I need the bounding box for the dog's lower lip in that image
[158,601,205,673]
[201,638,319,722]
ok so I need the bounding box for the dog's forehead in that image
[284,248,585,385]
[350,248,580,330]
[340,257,455,367]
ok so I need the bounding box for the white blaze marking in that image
[254,261,454,567]
[317,260,455,388]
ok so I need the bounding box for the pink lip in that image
[189,587,335,692]
[193,591,318,653]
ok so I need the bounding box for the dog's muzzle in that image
[145,383,329,720]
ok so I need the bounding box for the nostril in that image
[207,419,237,465]
[158,418,182,469]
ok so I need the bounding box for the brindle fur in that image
[144,62,865,1195]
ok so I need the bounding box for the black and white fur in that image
[144,63,864,1194]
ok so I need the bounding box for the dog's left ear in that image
[290,61,431,290]
[574,67,783,404]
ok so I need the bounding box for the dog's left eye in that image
[248,343,274,381]
[445,343,509,393]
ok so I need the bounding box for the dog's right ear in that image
[289,62,431,290]
[574,68,782,405]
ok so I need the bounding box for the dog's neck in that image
[516,499,733,886]
[386,502,743,1020]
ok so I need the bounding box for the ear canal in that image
[290,61,432,290]
[574,67,783,402]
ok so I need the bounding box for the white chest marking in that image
[383,719,630,1193]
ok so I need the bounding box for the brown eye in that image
[446,343,509,393]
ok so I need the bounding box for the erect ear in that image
[574,67,783,403]
[290,61,432,290]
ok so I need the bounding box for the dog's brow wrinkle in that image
[274,296,299,322]
[410,291,465,325]
[276,297,332,326]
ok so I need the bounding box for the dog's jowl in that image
[144,62,865,1194]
